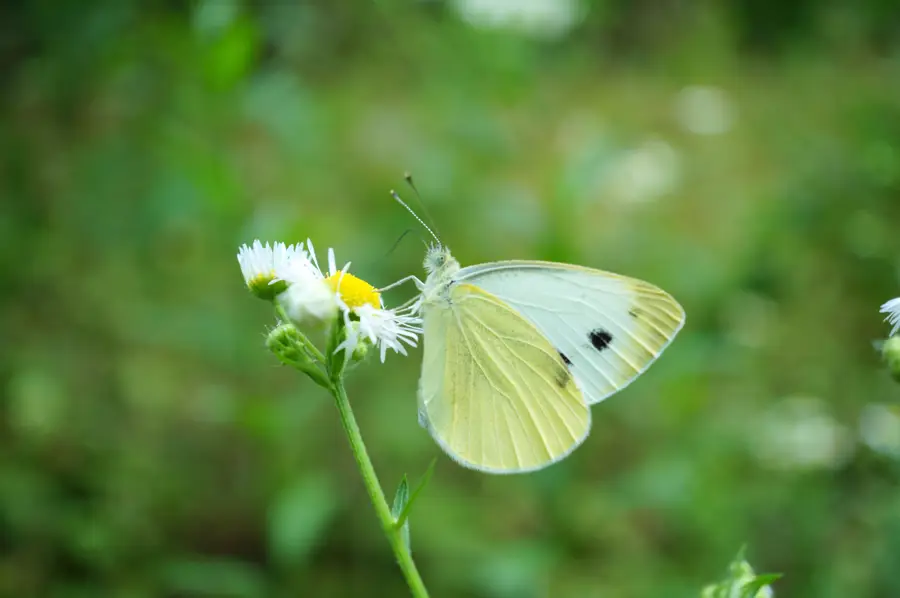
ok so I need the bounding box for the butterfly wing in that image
[419,282,591,473]
[456,261,684,406]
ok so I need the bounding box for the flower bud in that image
[882,336,900,383]
[351,337,370,364]
[266,323,314,369]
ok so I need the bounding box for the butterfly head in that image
[423,244,459,277]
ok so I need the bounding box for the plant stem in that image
[274,304,328,364]
[329,379,430,597]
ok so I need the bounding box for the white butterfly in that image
[387,196,685,474]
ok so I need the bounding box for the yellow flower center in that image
[325,272,380,310]
[248,271,275,288]
[246,270,286,301]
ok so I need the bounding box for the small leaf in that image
[395,458,437,530]
[297,362,332,389]
[728,545,748,574]
[740,573,782,598]
[391,475,410,520]
[391,476,411,552]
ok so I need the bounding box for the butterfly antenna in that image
[404,171,442,241]
[392,189,441,246]
[383,228,422,258]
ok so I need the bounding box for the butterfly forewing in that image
[418,283,591,473]
[457,261,685,405]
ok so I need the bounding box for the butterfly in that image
[389,192,685,474]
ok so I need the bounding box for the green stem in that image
[274,304,328,364]
[329,379,429,597]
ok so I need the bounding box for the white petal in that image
[328,248,337,277]
[279,278,337,324]
[306,238,323,275]
[881,297,900,336]
[353,303,422,362]
[237,240,277,284]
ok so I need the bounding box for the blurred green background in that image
[3,1,900,597]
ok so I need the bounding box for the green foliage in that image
[701,548,781,597]
[391,457,438,557]
[392,475,412,553]
[881,336,900,382]
[394,458,437,532]
[267,474,341,569]
[3,1,900,596]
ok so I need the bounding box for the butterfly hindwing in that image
[418,282,591,473]
[456,261,685,405]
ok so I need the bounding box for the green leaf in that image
[159,556,266,597]
[391,475,411,552]
[296,362,332,389]
[728,545,748,575]
[740,573,782,598]
[395,458,437,530]
[391,475,410,519]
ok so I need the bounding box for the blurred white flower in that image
[453,0,584,39]
[880,297,900,336]
[752,396,854,470]
[859,403,900,457]
[673,85,735,136]
[607,139,680,204]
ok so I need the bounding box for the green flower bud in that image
[351,337,370,364]
[266,322,313,369]
[266,322,331,388]
[882,336,900,383]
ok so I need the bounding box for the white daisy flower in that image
[336,302,422,363]
[237,240,304,300]
[259,239,420,360]
[276,254,338,324]
[881,297,900,336]
[303,241,421,361]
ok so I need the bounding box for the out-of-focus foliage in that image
[2,1,900,597]
[701,548,779,598]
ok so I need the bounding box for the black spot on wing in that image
[589,329,613,351]
[554,367,571,389]
[554,351,573,388]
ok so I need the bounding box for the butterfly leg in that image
[391,294,424,314]
[378,275,425,293]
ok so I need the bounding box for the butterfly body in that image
[416,245,684,474]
